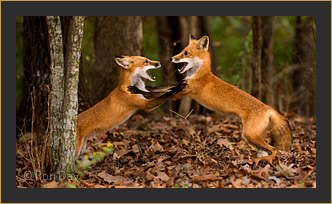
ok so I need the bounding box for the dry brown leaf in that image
[97,171,123,184]
[42,181,58,188]
[190,172,221,182]
[207,125,220,136]
[275,163,297,177]
[113,149,132,160]
[146,168,155,181]
[156,170,170,181]
[110,185,144,188]
[216,138,235,148]
[147,142,163,154]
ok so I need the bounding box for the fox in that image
[75,56,187,157]
[171,35,292,157]
[130,35,292,160]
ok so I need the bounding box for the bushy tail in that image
[269,110,293,151]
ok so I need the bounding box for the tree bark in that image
[46,16,84,176]
[292,16,315,117]
[251,16,263,100]
[16,17,50,138]
[62,16,84,173]
[261,16,276,107]
[46,16,65,175]
[92,16,143,105]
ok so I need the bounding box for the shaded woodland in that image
[16,16,316,188]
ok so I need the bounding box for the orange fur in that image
[75,56,181,156]
[171,35,292,154]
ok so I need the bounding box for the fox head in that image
[114,56,161,87]
[170,35,210,79]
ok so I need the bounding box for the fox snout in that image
[154,62,162,67]
[170,57,178,62]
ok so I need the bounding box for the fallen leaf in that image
[156,170,169,181]
[190,173,221,182]
[216,138,235,148]
[42,181,58,188]
[268,176,281,184]
[113,149,132,160]
[275,163,297,177]
[147,142,163,154]
[97,171,122,184]
[241,176,250,185]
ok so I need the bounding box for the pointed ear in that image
[114,56,129,69]
[197,35,209,50]
[189,34,197,43]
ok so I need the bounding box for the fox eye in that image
[145,60,149,63]
[184,51,189,55]
[130,61,134,63]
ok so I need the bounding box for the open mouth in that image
[145,70,156,81]
[178,62,188,74]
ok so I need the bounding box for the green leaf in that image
[66,183,77,188]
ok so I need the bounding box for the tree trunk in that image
[292,16,315,117]
[261,16,276,107]
[156,16,180,113]
[251,16,263,100]
[16,17,50,138]
[157,16,218,116]
[46,16,84,176]
[62,16,84,172]
[92,16,143,105]
[47,16,65,175]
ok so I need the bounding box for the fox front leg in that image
[127,86,165,99]
[145,85,175,92]
[143,81,188,111]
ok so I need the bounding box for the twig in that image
[169,109,199,168]
[29,88,38,181]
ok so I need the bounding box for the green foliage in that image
[142,17,163,87]
[208,16,301,91]
[209,16,252,87]
[66,183,77,188]
[274,16,296,73]
[74,142,114,178]
[16,16,315,115]
[81,16,96,91]
[173,183,189,188]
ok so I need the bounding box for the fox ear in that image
[189,34,197,43]
[197,35,209,50]
[114,57,129,69]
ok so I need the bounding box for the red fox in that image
[168,35,292,157]
[75,56,187,157]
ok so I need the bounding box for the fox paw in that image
[178,81,188,91]
[171,80,188,92]
[127,86,140,94]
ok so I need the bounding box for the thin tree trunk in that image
[251,16,263,100]
[261,16,276,107]
[62,16,84,172]
[46,16,65,175]
[46,16,84,176]
[156,16,180,113]
[292,16,315,117]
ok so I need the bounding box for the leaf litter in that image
[16,113,316,188]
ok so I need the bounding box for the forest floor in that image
[16,112,316,188]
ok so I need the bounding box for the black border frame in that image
[4,1,331,203]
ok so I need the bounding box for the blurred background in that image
[16,16,316,136]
